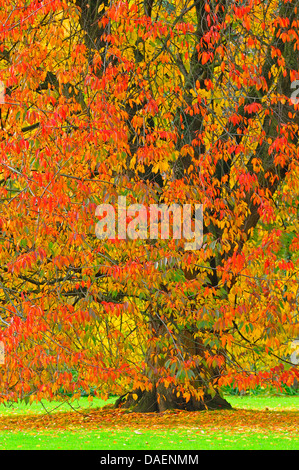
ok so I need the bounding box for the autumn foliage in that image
[0,0,298,411]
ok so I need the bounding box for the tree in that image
[0,0,298,411]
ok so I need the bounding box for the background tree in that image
[0,0,298,411]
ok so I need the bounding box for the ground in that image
[0,395,298,450]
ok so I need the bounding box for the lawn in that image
[0,394,298,450]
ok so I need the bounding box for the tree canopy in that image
[0,0,298,411]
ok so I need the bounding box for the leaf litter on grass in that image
[0,407,297,439]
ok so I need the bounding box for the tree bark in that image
[75,0,298,412]
[115,384,232,413]
[115,317,232,412]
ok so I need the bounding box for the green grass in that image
[1,393,298,414]
[0,428,297,450]
[0,395,115,415]
[228,394,299,411]
[0,395,298,450]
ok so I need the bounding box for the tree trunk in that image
[115,384,232,413]
[115,318,232,412]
